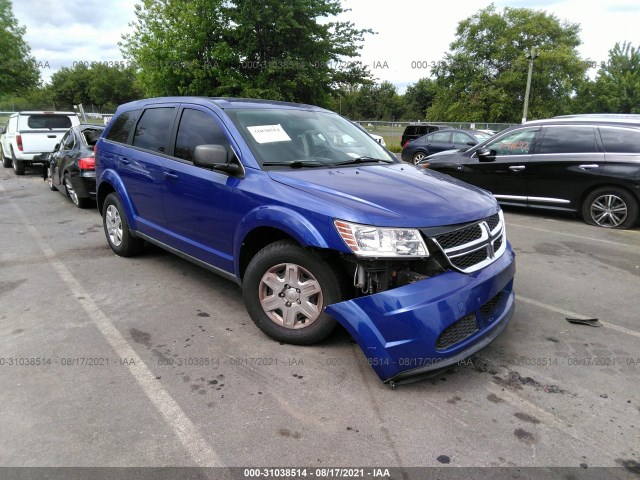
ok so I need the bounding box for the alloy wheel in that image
[258,263,323,329]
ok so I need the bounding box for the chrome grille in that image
[434,224,483,249]
[430,210,507,273]
[486,213,500,231]
[451,249,489,270]
[436,314,479,350]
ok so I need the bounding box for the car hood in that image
[268,164,498,227]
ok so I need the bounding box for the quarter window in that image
[487,128,538,155]
[105,109,140,144]
[600,127,640,153]
[538,126,598,154]
[62,131,75,150]
[174,109,231,162]
[132,108,176,153]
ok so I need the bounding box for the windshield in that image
[227,108,396,169]
[473,132,492,142]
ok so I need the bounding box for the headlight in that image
[334,220,429,258]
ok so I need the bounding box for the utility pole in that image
[522,46,539,124]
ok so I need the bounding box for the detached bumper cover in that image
[325,245,516,383]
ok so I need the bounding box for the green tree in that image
[403,78,438,120]
[355,81,404,120]
[575,42,640,113]
[120,0,373,105]
[48,63,143,111]
[0,0,40,95]
[427,4,587,122]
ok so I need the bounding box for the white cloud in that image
[11,0,640,89]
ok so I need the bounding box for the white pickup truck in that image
[1,111,80,175]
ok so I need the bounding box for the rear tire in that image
[12,149,25,175]
[64,174,89,208]
[243,240,346,345]
[582,187,639,229]
[47,166,57,191]
[102,193,144,256]
[1,145,11,168]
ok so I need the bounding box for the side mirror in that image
[193,144,241,176]
[467,141,477,146]
[1,127,6,135]
[54,143,60,151]
[477,148,497,162]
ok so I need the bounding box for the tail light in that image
[78,157,95,170]
[16,135,23,151]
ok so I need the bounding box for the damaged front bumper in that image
[325,244,516,384]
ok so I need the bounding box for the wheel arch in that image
[579,183,640,211]
[234,206,342,280]
[96,172,137,229]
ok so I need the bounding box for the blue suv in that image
[95,97,516,386]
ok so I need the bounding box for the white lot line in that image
[1,183,223,468]
[508,221,640,249]
[517,295,640,339]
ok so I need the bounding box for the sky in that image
[11,0,640,93]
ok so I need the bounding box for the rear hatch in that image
[17,114,78,154]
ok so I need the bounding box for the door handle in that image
[509,165,526,172]
[120,157,130,165]
[163,172,178,180]
[47,134,56,138]
[579,164,599,170]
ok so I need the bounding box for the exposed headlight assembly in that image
[334,220,429,258]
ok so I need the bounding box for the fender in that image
[97,169,138,231]
[233,205,333,275]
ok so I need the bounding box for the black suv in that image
[401,124,451,148]
[421,116,640,229]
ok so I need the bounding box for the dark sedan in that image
[46,124,104,208]
[401,129,491,165]
[420,117,640,229]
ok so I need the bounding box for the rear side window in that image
[430,131,451,142]
[174,109,230,162]
[106,109,140,144]
[452,132,472,144]
[600,127,640,153]
[27,115,72,129]
[132,108,176,153]
[538,126,598,154]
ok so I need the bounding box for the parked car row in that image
[401,129,492,164]
[418,115,640,229]
[45,124,105,208]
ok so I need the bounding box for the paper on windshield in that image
[247,124,291,144]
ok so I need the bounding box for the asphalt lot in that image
[0,165,639,476]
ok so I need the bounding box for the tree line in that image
[1,1,638,122]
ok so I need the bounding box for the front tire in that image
[12,149,25,175]
[243,240,346,345]
[102,192,144,256]
[412,151,428,165]
[582,187,639,229]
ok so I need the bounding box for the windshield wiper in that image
[333,156,394,166]
[263,160,329,169]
